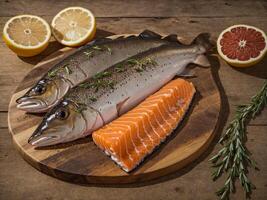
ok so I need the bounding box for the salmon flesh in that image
[93,79,196,172]
[28,33,211,147]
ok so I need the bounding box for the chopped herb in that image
[126,57,157,73]
[94,71,112,79]
[115,63,125,72]
[134,66,144,72]
[75,103,87,113]
[84,50,93,57]
[89,97,97,102]
[105,46,112,55]
[48,68,59,78]
[92,45,103,51]
[84,45,112,58]
[64,65,72,75]
[48,64,72,78]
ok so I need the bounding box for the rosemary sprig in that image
[127,57,157,72]
[210,81,267,200]
[84,45,112,57]
[48,64,71,78]
[79,71,114,92]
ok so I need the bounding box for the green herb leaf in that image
[210,81,267,200]
[89,97,97,102]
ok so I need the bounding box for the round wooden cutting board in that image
[8,35,221,184]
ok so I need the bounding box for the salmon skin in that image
[92,79,196,172]
[28,33,212,147]
[16,30,173,113]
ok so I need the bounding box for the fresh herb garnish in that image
[115,63,125,73]
[48,64,71,78]
[84,45,112,58]
[64,65,72,75]
[89,97,97,102]
[127,57,157,72]
[79,71,114,92]
[84,50,93,57]
[210,81,267,200]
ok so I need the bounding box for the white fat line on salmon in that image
[138,112,160,143]
[102,125,134,159]
[140,100,173,131]
[117,116,149,152]
[138,112,161,142]
[105,125,134,162]
[150,93,180,121]
[110,123,141,155]
[114,120,145,154]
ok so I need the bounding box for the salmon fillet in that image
[92,79,196,172]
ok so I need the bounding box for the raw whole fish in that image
[28,33,211,147]
[16,30,173,113]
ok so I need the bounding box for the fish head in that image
[16,78,70,113]
[28,100,99,147]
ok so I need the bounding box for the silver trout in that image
[29,33,212,147]
[16,30,174,113]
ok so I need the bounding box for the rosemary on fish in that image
[210,81,267,200]
[89,97,97,102]
[84,45,112,58]
[127,57,157,72]
[115,63,125,73]
[79,71,114,92]
[48,64,72,78]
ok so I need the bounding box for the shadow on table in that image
[72,54,230,188]
[17,29,116,66]
[231,57,267,79]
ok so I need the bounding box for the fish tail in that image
[191,33,213,52]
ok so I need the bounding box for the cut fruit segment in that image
[3,15,51,57]
[217,24,267,67]
[51,7,96,47]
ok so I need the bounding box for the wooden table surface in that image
[0,0,266,199]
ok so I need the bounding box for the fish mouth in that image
[16,96,48,113]
[28,134,59,147]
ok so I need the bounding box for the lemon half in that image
[51,7,96,47]
[3,15,51,57]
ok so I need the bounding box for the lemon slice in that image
[51,7,96,47]
[3,15,51,57]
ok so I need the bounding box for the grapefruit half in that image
[217,25,267,67]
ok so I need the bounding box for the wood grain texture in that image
[1,0,267,199]
[8,36,221,184]
[1,0,266,17]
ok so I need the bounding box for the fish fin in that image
[191,33,213,51]
[125,35,137,39]
[116,97,130,116]
[176,68,196,78]
[193,54,210,67]
[116,35,127,39]
[138,30,162,39]
[163,34,182,44]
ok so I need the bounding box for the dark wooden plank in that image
[0,112,7,128]
[1,125,267,199]
[0,0,266,17]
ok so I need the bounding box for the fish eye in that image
[56,108,69,120]
[33,84,46,95]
